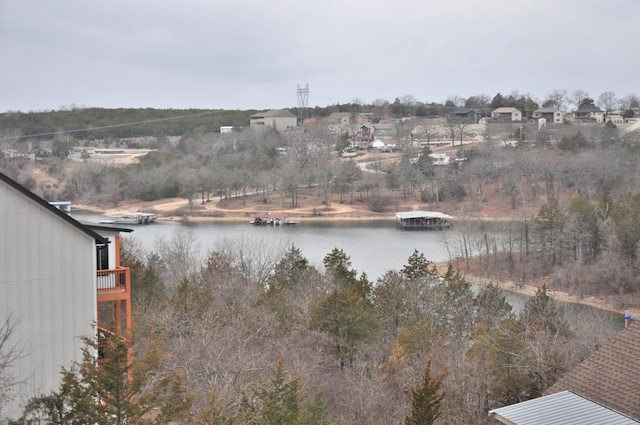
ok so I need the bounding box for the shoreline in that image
[445,268,639,319]
[76,200,639,320]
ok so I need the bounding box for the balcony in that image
[97,267,130,293]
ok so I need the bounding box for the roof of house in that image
[0,171,107,244]
[373,123,396,130]
[534,107,562,113]
[450,108,480,115]
[492,107,521,114]
[544,320,640,421]
[489,390,640,425]
[251,109,296,118]
[575,104,603,113]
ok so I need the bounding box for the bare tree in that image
[619,93,640,111]
[309,146,335,209]
[156,228,202,287]
[454,122,468,146]
[569,89,590,109]
[465,94,491,112]
[275,139,308,208]
[597,91,618,113]
[372,99,391,121]
[0,315,26,420]
[544,89,568,110]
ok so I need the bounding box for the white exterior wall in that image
[0,182,97,420]
[554,111,564,123]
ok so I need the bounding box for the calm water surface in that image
[73,212,452,280]
[72,212,625,328]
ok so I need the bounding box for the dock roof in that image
[396,211,452,220]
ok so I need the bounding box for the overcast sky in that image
[1,0,638,113]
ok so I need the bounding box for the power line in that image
[0,110,221,141]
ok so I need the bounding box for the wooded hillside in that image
[3,106,640,423]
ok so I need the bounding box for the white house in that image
[491,107,523,122]
[532,107,564,124]
[574,104,605,123]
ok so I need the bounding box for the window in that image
[96,244,109,270]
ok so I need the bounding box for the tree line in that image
[1,88,637,144]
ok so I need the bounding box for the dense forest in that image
[2,97,640,423]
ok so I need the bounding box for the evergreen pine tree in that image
[404,358,447,425]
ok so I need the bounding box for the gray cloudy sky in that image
[1,0,637,112]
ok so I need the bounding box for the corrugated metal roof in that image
[488,391,640,425]
[396,211,452,220]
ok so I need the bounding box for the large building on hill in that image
[249,109,298,131]
[0,171,132,420]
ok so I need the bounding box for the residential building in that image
[532,107,564,124]
[327,112,352,127]
[574,104,605,123]
[489,319,640,424]
[327,112,371,127]
[491,107,523,122]
[606,114,625,124]
[355,124,374,148]
[0,171,132,419]
[372,123,397,141]
[249,109,298,131]
[447,108,482,124]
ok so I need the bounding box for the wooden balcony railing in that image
[97,267,129,292]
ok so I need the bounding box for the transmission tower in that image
[297,83,309,125]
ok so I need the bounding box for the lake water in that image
[72,213,453,280]
[71,212,625,329]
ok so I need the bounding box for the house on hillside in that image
[355,124,374,148]
[489,319,640,424]
[532,107,564,124]
[372,123,398,142]
[606,114,625,124]
[574,104,605,123]
[327,112,371,127]
[447,108,482,124]
[0,171,133,420]
[328,112,352,126]
[491,107,523,122]
[250,109,298,131]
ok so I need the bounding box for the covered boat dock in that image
[100,212,157,225]
[396,211,452,230]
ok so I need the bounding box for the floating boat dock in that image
[100,212,157,225]
[250,214,298,226]
[396,211,452,230]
